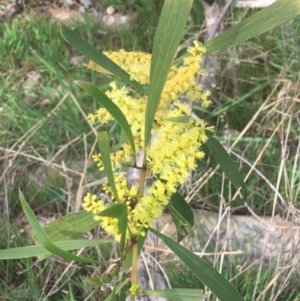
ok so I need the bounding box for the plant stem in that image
[138,163,147,198]
[130,242,138,301]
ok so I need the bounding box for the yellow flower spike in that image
[83,41,212,240]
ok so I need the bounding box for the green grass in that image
[0,2,300,301]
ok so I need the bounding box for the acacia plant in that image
[1,0,300,300]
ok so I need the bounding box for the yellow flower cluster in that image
[129,283,140,296]
[83,174,138,241]
[91,142,133,171]
[83,41,212,240]
[103,50,151,85]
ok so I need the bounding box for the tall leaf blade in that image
[19,190,100,264]
[119,273,128,301]
[205,0,300,54]
[38,210,99,242]
[165,116,191,123]
[32,210,100,259]
[97,131,120,203]
[76,80,136,161]
[144,0,193,149]
[170,192,194,226]
[145,289,203,301]
[0,239,113,260]
[150,228,245,301]
[60,24,144,93]
[206,135,247,203]
[168,192,195,242]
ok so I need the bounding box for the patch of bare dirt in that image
[1,0,136,29]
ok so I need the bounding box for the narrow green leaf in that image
[168,192,194,242]
[19,190,99,264]
[98,203,128,256]
[119,273,127,301]
[0,239,113,260]
[150,228,245,301]
[171,192,194,226]
[206,135,247,203]
[144,0,193,149]
[165,116,191,123]
[39,210,98,242]
[205,0,300,54]
[97,131,120,203]
[33,211,100,259]
[145,288,203,301]
[76,81,136,161]
[60,24,144,93]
